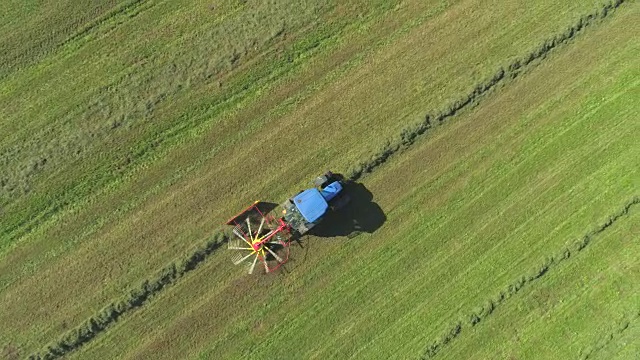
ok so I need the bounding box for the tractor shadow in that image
[308,178,386,239]
[277,176,385,275]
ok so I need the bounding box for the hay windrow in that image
[347,0,627,181]
[25,1,631,358]
[421,196,639,359]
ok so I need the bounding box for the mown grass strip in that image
[421,196,640,359]
[0,10,342,252]
[27,232,228,360]
[0,2,380,254]
[580,309,640,360]
[346,0,628,181]
[26,1,631,358]
[0,0,153,79]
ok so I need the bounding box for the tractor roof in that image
[293,188,328,223]
[320,181,342,202]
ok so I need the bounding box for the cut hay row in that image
[421,196,640,359]
[581,309,640,360]
[346,0,628,181]
[25,2,633,358]
[27,233,227,360]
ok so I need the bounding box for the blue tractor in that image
[226,171,350,274]
[281,171,350,236]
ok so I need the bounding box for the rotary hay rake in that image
[226,171,350,274]
[226,202,292,274]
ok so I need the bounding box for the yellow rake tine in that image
[228,246,253,250]
[246,218,253,241]
[249,254,259,274]
[256,216,265,238]
[265,245,283,263]
[233,228,253,247]
[233,251,255,265]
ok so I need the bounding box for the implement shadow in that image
[255,201,278,215]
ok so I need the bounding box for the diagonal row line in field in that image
[580,308,640,359]
[60,0,158,49]
[27,233,229,360]
[27,1,632,358]
[0,0,158,79]
[346,0,629,182]
[420,196,640,359]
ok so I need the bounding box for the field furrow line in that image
[420,196,640,359]
[59,0,157,48]
[580,308,640,359]
[26,1,633,358]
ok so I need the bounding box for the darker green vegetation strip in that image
[421,196,640,360]
[58,0,153,51]
[27,0,630,358]
[28,232,228,360]
[0,0,150,78]
[346,0,628,181]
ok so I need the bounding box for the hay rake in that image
[225,171,350,274]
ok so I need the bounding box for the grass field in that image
[1,0,638,359]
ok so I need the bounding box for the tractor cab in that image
[281,172,349,235]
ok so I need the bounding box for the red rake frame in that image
[226,201,292,274]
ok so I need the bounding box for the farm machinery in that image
[226,171,350,274]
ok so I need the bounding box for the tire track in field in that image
[26,1,632,358]
[420,196,640,359]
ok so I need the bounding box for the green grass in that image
[0,0,125,77]
[1,0,638,359]
[442,205,640,360]
[0,0,337,245]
